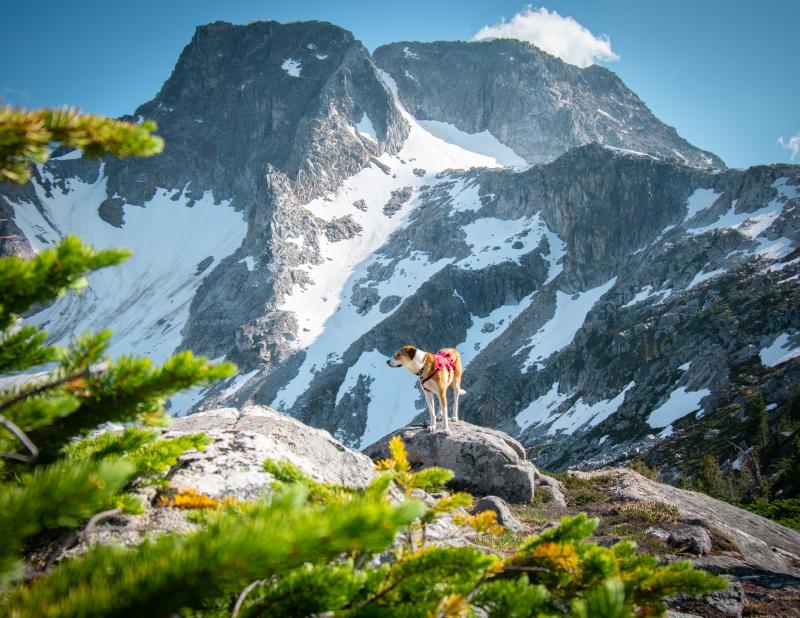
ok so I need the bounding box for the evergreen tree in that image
[0,107,233,584]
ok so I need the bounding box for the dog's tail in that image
[458,388,467,396]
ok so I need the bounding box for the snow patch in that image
[516,383,570,429]
[418,120,527,168]
[683,188,721,223]
[686,267,726,290]
[238,256,256,271]
[460,292,537,366]
[13,170,247,366]
[603,145,658,160]
[687,177,794,240]
[281,58,301,77]
[622,285,656,308]
[597,108,621,125]
[760,332,800,367]
[220,369,259,399]
[647,386,710,428]
[521,278,617,372]
[547,382,635,435]
[356,113,378,142]
[51,149,82,161]
[459,212,565,277]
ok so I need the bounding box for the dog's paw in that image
[442,427,451,436]
[427,425,436,433]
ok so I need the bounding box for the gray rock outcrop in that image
[571,468,800,576]
[167,405,376,496]
[668,525,712,556]
[363,422,537,503]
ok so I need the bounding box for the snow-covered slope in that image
[9,166,246,362]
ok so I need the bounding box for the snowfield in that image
[12,166,247,366]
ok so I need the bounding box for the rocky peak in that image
[373,39,724,169]
[101,20,408,218]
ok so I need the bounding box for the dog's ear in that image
[404,345,417,360]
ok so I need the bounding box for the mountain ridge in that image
[373,38,725,169]
[1,19,797,475]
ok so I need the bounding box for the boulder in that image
[168,405,376,497]
[535,470,567,506]
[668,525,712,556]
[363,422,537,503]
[471,496,524,532]
[705,581,746,618]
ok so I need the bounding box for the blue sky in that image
[1,0,797,169]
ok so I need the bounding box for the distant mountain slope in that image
[373,39,724,169]
[3,20,797,473]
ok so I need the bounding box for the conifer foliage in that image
[0,109,726,616]
[0,108,233,587]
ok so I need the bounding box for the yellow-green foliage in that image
[452,509,504,536]
[375,435,455,496]
[0,106,163,183]
[157,488,237,510]
[264,458,355,503]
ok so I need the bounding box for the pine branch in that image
[2,486,425,616]
[0,236,131,329]
[0,324,57,374]
[0,106,163,184]
[0,457,135,581]
[25,352,235,457]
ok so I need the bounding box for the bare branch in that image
[232,579,266,618]
[0,412,38,464]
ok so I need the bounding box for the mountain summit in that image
[374,39,724,169]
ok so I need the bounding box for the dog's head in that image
[387,345,425,372]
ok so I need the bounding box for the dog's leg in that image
[452,378,460,423]
[438,388,450,435]
[423,389,437,432]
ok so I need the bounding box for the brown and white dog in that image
[386,345,465,434]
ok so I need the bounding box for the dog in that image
[386,345,466,434]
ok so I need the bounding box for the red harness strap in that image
[419,351,456,386]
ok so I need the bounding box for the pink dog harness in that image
[419,350,456,386]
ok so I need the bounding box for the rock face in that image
[668,525,712,556]
[573,468,800,576]
[363,422,537,503]
[373,39,724,168]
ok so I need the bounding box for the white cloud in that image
[778,133,800,160]
[473,6,619,68]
